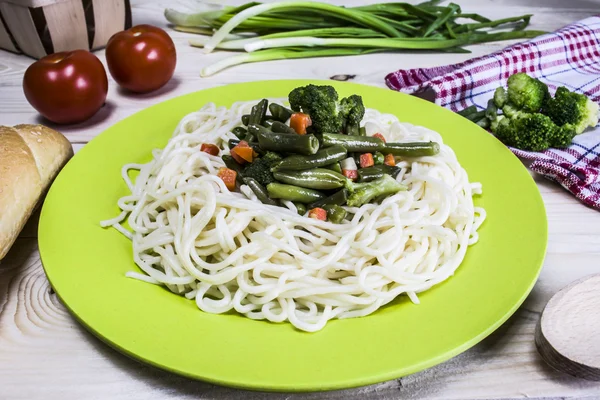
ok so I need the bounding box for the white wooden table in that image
[2,1,600,399]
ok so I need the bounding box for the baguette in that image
[0,124,73,260]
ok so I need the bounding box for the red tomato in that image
[106,25,176,93]
[23,50,108,124]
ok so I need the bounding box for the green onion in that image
[166,1,546,77]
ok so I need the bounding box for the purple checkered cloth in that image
[385,16,600,209]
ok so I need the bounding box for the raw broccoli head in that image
[506,73,549,113]
[339,94,365,128]
[289,84,342,133]
[241,152,281,187]
[543,86,599,134]
[492,113,575,152]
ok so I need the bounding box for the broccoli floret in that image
[492,113,575,152]
[242,152,281,187]
[344,174,406,207]
[550,123,577,148]
[289,84,342,134]
[261,151,282,166]
[288,85,366,134]
[339,94,365,129]
[506,73,549,113]
[543,86,599,134]
[493,87,508,108]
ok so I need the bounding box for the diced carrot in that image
[200,143,220,156]
[308,207,327,221]
[230,140,255,164]
[232,146,254,163]
[342,169,358,181]
[218,167,237,191]
[359,153,374,168]
[230,150,245,164]
[290,112,312,135]
[373,133,386,143]
[384,153,396,166]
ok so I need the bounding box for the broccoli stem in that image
[346,174,407,207]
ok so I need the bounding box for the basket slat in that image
[91,0,125,49]
[0,11,19,53]
[44,0,88,52]
[0,2,46,58]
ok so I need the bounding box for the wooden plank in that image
[90,0,125,49]
[0,2,46,59]
[0,10,19,53]
[1,0,600,399]
[43,0,88,52]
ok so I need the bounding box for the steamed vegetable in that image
[273,145,347,171]
[218,85,439,222]
[273,168,347,190]
[323,204,347,223]
[345,174,407,207]
[383,142,440,157]
[321,133,385,152]
[244,177,279,206]
[358,165,401,182]
[241,151,282,187]
[288,84,365,134]
[250,124,320,155]
[267,182,325,203]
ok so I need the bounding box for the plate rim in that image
[39,79,548,392]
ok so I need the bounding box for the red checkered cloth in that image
[385,16,600,209]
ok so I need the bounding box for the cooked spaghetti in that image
[101,99,486,332]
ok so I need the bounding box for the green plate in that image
[38,80,547,392]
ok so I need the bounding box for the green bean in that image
[457,105,477,117]
[243,177,278,206]
[476,117,490,129]
[241,114,250,125]
[325,162,342,174]
[485,99,498,121]
[358,165,401,182]
[464,110,486,122]
[272,144,347,171]
[274,168,347,190]
[293,202,307,215]
[346,123,360,135]
[221,155,244,184]
[323,204,347,223]
[269,103,293,122]
[232,126,247,139]
[359,126,367,136]
[373,152,384,165]
[249,99,268,125]
[322,133,385,152]
[261,118,276,128]
[382,141,440,157]
[266,183,325,203]
[250,124,319,155]
[270,121,297,134]
[309,188,349,208]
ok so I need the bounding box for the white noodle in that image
[102,99,486,332]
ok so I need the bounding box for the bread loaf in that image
[0,124,73,260]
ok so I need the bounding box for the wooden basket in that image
[0,0,131,59]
